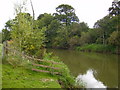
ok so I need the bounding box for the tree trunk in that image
[30,0,35,20]
[103,33,105,45]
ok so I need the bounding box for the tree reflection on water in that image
[76,69,107,88]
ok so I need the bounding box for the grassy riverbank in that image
[76,44,117,54]
[1,43,77,88]
[2,64,61,88]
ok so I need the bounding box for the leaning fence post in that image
[2,41,8,60]
[2,42,5,60]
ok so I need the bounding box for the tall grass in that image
[76,44,117,53]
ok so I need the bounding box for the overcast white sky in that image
[0,0,114,31]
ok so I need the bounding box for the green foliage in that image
[37,13,54,29]
[68,36,80,48]
[2,29,11,43]
[43,52,61,62]
[7,54,32,68]
[108,31,120,46]
[94,15,120,45]
[5,20,14,30]
[45,19,61,47]
[79,22,89,32]
[54,4,79,26]
[79,29,98,45]
[76,44,116,53]
[69,22,89,37]
[67,22,89,48]
[69,23,81,37]
[53,26,69,48]
[11,13,46,57]
[2,1,119,52]
[44,20,89,49]
[3,44,32,68]
[109,1,120,16]
[37,13,61,48]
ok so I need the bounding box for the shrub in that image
[76,44,116,53]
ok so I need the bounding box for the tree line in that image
[1,1,120,57]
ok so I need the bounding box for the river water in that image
[48,49,118,88]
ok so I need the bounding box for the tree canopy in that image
[109,0,120,16]
[2,1,119,54]
[54,4,79,26]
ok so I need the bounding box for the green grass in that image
[2,44,77,88]
[2,64,61,88]
[76,44,116,53]
[1,41,81,88]
[1,44,61,88]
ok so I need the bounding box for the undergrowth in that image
[2,52,61,88]
[76,44,117,54]
[2,44,82,88]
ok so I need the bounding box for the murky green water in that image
[48,49,119,88]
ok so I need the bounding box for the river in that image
[48,49,118,88]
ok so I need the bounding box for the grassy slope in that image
[2,64,61,88]
[1,43,76,88]
[1,43,61,88]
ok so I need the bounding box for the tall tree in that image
[5,20,14,30]
[11,13,46,57]
[46,19,61,47]
[11,0,46,57]
[30,0,35,20]
[2,20,14,42]
[108,31,120,46]
[37,13,61,48]
[37,13,54,29]
[109,0,120,16]
[93,15,118,44]
[2,29,11,43]
[54,4,79,26]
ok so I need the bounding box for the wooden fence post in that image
[2,41,8,59]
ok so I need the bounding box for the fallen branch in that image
[32,63,60,70]
[32,68,59,75]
